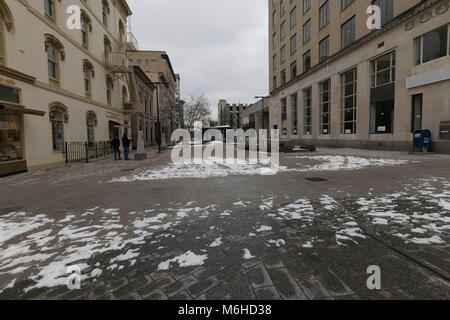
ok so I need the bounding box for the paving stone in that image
[163,275,198,297]
[247,263,273,289]
[141,289,168,300]
[299,277,333,300]
[170,290,192,300]
[205,282,231,300]
[227,272,256,300]
[268,268,307,300]
[254,286,281,300]
[187,276,220,298]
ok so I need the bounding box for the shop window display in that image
[0,113,23,162]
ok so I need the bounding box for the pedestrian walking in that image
[122,133,131,161]
[111,136,121,160]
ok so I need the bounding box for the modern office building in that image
[0,0,134,176]
[268,0,450,152]
[240,99,270,131]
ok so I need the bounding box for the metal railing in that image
[64,141,113,164]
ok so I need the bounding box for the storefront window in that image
[0,113,23,162]
[51,110,64,151]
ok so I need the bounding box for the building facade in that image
[269,0,450,152]
[217,99,249,129]
[127,50,177,146]
[0,0,133,176]
[240,99,270,131]
[131,66,155,148]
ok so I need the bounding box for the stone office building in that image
[217,99,249,129]
[268,0,450,152]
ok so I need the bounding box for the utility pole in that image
[255,96,270,130]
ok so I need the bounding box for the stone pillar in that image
[134,130,147,160]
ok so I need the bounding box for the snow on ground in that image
[0,201,215,293]
[110,155,408,182]
[209,237,223,248]
[157,251,208,271]
[243,249,255,260]
[357,177,450,245]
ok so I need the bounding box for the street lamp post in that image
[255,96,270,130]
[151,81,169,153]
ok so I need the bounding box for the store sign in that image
[0,77,15,86]
[377,126,387,132]
[405,1,449,31]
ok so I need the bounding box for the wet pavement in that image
[0,148,449,300]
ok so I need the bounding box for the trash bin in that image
[413,129,432,152]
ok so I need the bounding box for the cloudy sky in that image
[127,0,269,119]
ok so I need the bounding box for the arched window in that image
[144,94,148,114]
[118,19,125,43]
[82,59,95,96]
[102,0,110,26]
[80,10,92,48]
[122,85,128,105]
[86,111,97,147]
[103,35,111,62]
[44,34,65,82]
[49,102,68,152]
[106,75,114,105]
[138,86,143,104]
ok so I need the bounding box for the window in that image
[414,25,449,65]
[0,113,23,161]
[303,19,311,43]
[280,45,286,64]
[47,43,57,79]
[370,52,396,134]
[51,110,64,151]
[83,60,95,96]
[319,80,331,135]
[290,61,297,80]
[0,84,20,104]
[290,34,297,55]
[44,0,54,18]
[81,18,88,47]
[341,16,355,48]
[273,76,277,90]
[303,87,312,135]
[281,21,286,40]
[273,54,277,71]
[291,93,298,135]
[106,76,114,105]
[87,114,95,147]
[281,69,286,85]
[341,68,357,134]
[319,36,329,62]
[104,36,111,62]
[273,33,277,49]
[372,0,393,26]
[411,94,423,133]
[290,7,297,29]
[281,0,286,16]
[320,1,330,29]
[303,0,311,14]
[303,50,311,72]
[102,0,110,26]
[342,0,355,10]
[281,98,287,135]
[371,51,395,88]
[273,10,277,28]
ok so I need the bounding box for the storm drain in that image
[305,177,328,182]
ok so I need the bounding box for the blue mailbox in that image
[413,129,432,152]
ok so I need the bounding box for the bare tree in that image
[183,94,212,130]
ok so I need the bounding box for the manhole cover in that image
[305,177,328,182]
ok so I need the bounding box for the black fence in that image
[64,141,113,164]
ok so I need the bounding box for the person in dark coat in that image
[111,136,121,160]
[122,134,131,160]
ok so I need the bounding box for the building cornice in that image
[0,65,36,84]
[270,0,441,96]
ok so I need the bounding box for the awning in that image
[0,103,46,116]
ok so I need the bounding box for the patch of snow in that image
[157,251,208,271]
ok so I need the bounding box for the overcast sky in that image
[127,0,269,119]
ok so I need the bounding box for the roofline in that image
[117,0,132,16]
[133,65,155,89]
